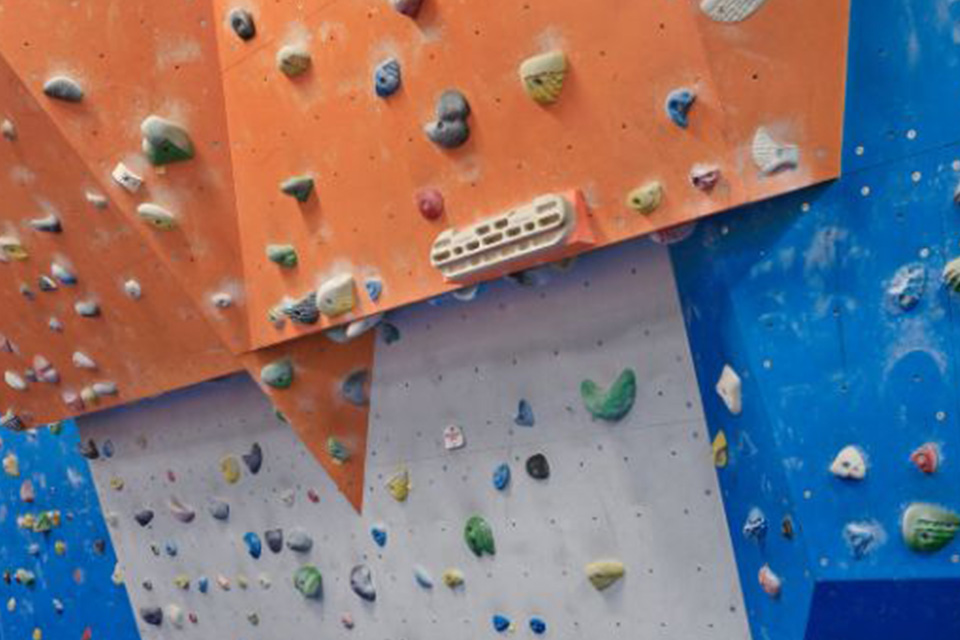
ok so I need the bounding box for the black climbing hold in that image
[381,322,401,344]
[283,292,321,325]
[243,442,263,474]
[140,606,163,626]
[526,453,550,480]
[78,439,99,460]
[229,8,257,41]
[92,539,106,555]
[134,509,155,527]
[265,528,284,554]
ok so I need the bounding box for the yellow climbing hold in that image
[0,236,28,261]
[519,50,568,105]
[54,541,66,556]
[585,560,625,591]
[625,182,664,215]
[110,476,124,491]
[442,568,465,588]
[386,468,411,502]
[32,628,41,640]
[3,453,19,477]
[712,430,729,468]
[174,574,190,590]
[220,455,242,484]
[111,563,124,585]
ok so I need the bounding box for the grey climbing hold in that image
[43,76,84,103]
[345,314,384,340]
[665,88,696,128]
[414,565,434,589]
[374,58,402,98]
[277,45,312,77]
[141,116,194,166]
[888,263,925,311]
[526,453,550,480]
[267,244,298,268]
[137,203,178,231]
[243,442,263,474]
[72,352,97,370]
[515,399,535,426]
[168,496,196,523]
[29,214,61,233]
[244,532,262,559]
[75,300,100,318]
[261,360,294,389]
[282,292,320,324]
[341,370,370,406]
[229,8,257,41]
[134,509,155,527]
[207,498,230,521]
[140,606,163,626]
[425,90,471,149]
[287,529,313,553]
[350,564,376,601]
[844,521,884,559]
[280,176,314,202]
[78,439,99,459]
[112,162,143,193]
[265,528,283,553]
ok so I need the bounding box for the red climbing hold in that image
[81,627,92,640]
[910,443,939,474]
[417,189,445,221]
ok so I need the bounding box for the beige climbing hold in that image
[519,50,568,105]
[317,273,356,317]
[586,560,625,591]
[111,162,143,193]
[712,430,729,468]
[166,604,185,629]
[277,45,311,77]
[221,455,242,484]
[4,371,27,391]
[752,127,799,175]
[700,0,770,23]
[3,453,20,477]
[1,119,15,141]
[386,468,411,502]
[137,203,177,231]
[0,236,28,261]
[625,182,664,214]
[72,351,97,370]
[830,445,867,480]
[715,365,742,415]
[442,568,464,588]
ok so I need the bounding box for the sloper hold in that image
[464,515,495,557]
[141,116,194,166]
[294,565,323,598]
[229,8,256,40]
[715,365,742,415]
[140,606,163,626]
[243,442,263,474]
[700,0,770,23]
[137,203,177,231]
[752,127,799,175]
[390,0,425,17]
[261,360,294,389]
[414,565,434,588]
[902,503,960,553]
[665,88,696,128]
[287,529,313,552]
[625,182,663,215]
[277,45,312,77]
[74,300,100,318]
[280,175,314,202]
[425,90,471,149]
[350,564,376,601]
[317,273,356,316]
[526,453,550,480]
[581,368,637,421]
[519,50,568,105]
[585,560,625,591]
[266,244,298,268]
[168,496,196,523]
[207,498,230,521]
[374,58,402,98]
[134,509,154,527]
[830,445,867,480]
[442,568,465,588]
[341,369,370,406]
[43,76,84,102]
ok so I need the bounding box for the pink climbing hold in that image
[417,188,445,221]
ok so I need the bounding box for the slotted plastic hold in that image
[752,127,799,175]
[700,0,770,23]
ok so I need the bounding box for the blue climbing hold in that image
[742,507,767,542]
[244,532,262,559]
[371,524,387,548]
[102,439,115,458]
[165,541,178,557]
[515,399,535,427]
[530,617,547,635]
[493,614,511,633]
[365,278,383,302]
[665,88,696,128]
[374,58,402,98]
[198,576,209,593]
[493,463,511,491]
[341,369,370,407]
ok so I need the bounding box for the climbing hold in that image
[165,604,185,629]
[4,372,27,391]
[712,430,729,468]
[123,280,142,300]
[425,90,472,149]
[93,381,118,397]
[317,273,356,316]
[29,214,62,233]
[416,188,445,221]
[237,444,262,477]
[390,0,425,17]
[387,468,411,501]
[346,314,384,340]
[529,617,547,635]
[752,127,799,175]
[259,573,272,589]
[758,564,782,598]
[51,262,77,285]
[690,164,721,191]
[140,606,163,626]
[307,488,320,503]
[902,503,960,553]
[888,263,926,311]
[364,278,383,302]
[85,191,108,209]
[244,532,263,559]
[1,119,15,140]
[216,575,231,591]
[247,612,259,626]
[43,76,84,103]
[493,615,512,633]
[260,360,294,389]
[265,529,283,554]
[585,560,625,591]
[229,8,257,41]
[265,244,298,269]
[134,509,154,527]
[493,463,511,491]
[626,182,664,215]
[164,541,178,557]
[15,568,36,585]
[208,498,230,521]
[111,162,143,193]
[700,0,769,22]
[743,507,768,542]
[911,443,940,474]
[526,453,550,480]
[844,521,884,559]
[38,276,58,292]
[3,453,20,476]
[442,568,464,588]
[665,88,696,128]
[714,365,744,415]
[581,368,637,421]
[0,236,28,261]
[350,565,376,601]
[374,58,402,98]
[364,525,387,551]
[381,321,402,344]
[341,613,355,629]
[280,175,314,202]
[280,489,296,507]
[137,203,177,231]
[197,576,210,593]
[327,437,351,464]
[294,565,323,598]
[830,445,867,480]
[20,480,34,503]
[210,292,233,309]
[109,476,124,491]
[443,424,466,451]
[141,116,194,166]
[414,565,434,589]
[781,515,795,539]
[277,45,312,77]
[341,369,370,406]
[220,455,242,484]
[78,439,99,459]
[20,283,35,300]
[168,497,196,523]
[464,515,496,557]
[515,399,535,427]
[519,50,568,105]
[287,529,314,553]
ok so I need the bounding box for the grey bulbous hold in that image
[286,529,313,553]
[350,564,376,601]
[43,76,84,103]
[229,8,257,41]
[207,498,230,521]
[425,90,471,149]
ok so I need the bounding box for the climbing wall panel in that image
[79,238,750,638]
[0,420,139,640]
[215,0,850,348]
[0,53,237,427]
[0,0,250,352]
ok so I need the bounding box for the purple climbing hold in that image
[265,528,284,554]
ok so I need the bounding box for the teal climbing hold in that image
[266,244,298,268]
[280,176,314,202]
[261,360,294,389]
[294,565,323,599]
[141,116,195,166]
[580,368,637,421]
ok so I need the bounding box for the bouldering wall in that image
[670,1,960,638]
[0,420,139,640]
[78,239,750,638]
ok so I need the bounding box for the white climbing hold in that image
[345,313,384,340]
[137,203,177,231]
[48,318,63,333]
[830,445,867,480]
[85,191,108,209]
[111,162,143,193]
[166,604,185,629]
[4,371,27,391]
[700,0,770,23]
[124,280,142,300]
[74,300,100,318]
[317,273,356,317]
[443,425,466,450]
[211,292,233,309]
[72,352,97,370]
[715,365,742,415]
[92,381,118,397]
[752,127,799,175]
[51,262,77,286]
[1,119,16,141]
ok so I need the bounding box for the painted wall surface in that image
[78,239,750,638]
[0,420,139,640]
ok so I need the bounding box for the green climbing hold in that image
[464,515,496,557]
[327,437,350,464]
[141,116,195,166]
[294,565,323,599]
[260,360,294,389]
[902,503,960,553]
[580,368,637,421]
[266,244,298,268]
[280,176,314,202]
